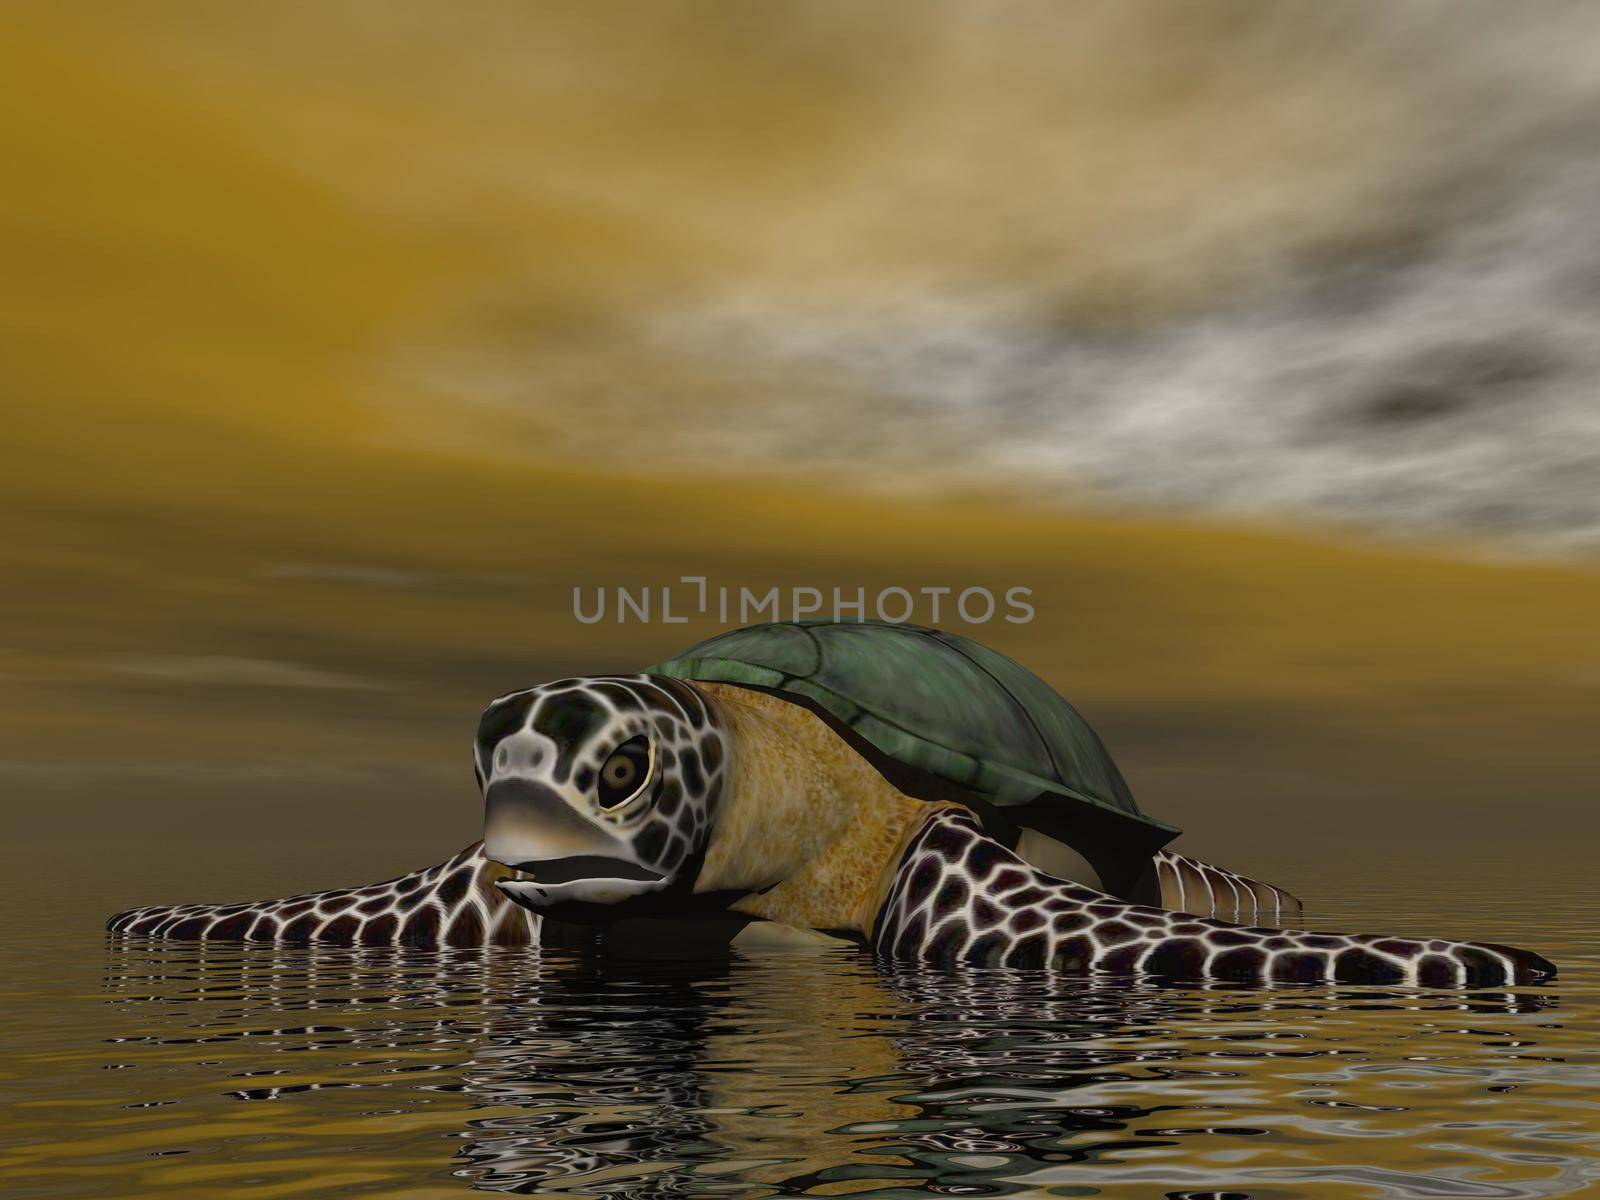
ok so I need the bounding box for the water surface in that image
[4,846,1596,1199]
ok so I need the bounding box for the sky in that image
[5,4,1598,889]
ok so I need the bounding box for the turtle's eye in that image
[596,736,651,809]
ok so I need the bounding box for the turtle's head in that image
[477,675,725,919]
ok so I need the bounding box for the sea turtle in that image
[109,621,1555,986]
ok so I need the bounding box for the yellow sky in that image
[5,5,1598,872]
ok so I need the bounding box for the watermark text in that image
[573,578,1034,625]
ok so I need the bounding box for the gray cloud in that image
[102,654,390,691]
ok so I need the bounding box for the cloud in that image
[266,561,535,590]
[102,654,390,691]
[0,759,386,783]
[268,561,434,588]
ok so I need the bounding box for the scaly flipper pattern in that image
[873,812,1554,987]
[106,844,533,946]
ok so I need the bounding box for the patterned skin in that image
[109,677,1555,986]
[875,811,1554,986]
[108,844,533,945]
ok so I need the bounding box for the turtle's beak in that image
[484,779,667,911]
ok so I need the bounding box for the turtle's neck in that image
[690,682,951,935]
[873,810,1555,986]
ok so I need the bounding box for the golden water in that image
[4,843,1596,1199]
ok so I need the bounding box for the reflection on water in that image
[3,860,1598,1200]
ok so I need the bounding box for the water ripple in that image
[1,860,1596,1198]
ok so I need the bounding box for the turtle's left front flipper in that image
[106,843,535,945]
[1155,850,1303,921]
[874,812,1555,987]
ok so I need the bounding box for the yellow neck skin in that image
[690,682,950,937]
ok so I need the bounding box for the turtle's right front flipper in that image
[106,843,536,946]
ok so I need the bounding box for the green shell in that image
[648,620,1180,858]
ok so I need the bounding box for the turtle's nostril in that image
[488,735,551,778]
